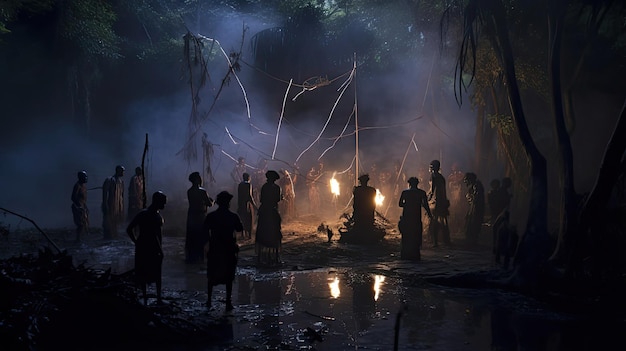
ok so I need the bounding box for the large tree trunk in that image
[573,99,626,279]
[487,0,551,289]
[546,2,578,264]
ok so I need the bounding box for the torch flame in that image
[330,177,340,196]
[375,189,385,206]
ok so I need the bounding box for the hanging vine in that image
[178,28,248,165]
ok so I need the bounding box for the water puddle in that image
[153,268,626,350]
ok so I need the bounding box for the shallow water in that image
[4,230,626,350]
[186,269,626,350]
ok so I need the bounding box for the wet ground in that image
[2,218,626,350]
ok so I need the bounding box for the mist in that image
[0,3,477,230]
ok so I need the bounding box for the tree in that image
[446,0,626,288]
[444,0,551,288]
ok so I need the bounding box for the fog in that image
[0,6,479,230]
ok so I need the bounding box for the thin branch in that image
[295,68,355,164]
[273,79,292,159]
[0,207,61,253]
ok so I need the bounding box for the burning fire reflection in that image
[374,275,385,301]
[375,189,385,206]
[329,276,340,299]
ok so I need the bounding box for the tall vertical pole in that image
[353,53,359,186]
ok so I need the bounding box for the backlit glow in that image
[375,189,385,206]
[330,177,340,196]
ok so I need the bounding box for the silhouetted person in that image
[493,210,518,269]
[71,170,89,242]
[255,170,282,264]
[204,191,243,311]
[306,164,321,214]
[353,174,377,229]
[447,162,466,234]
[237,172,256,239]
[186,171,214,263]
[463,172,485,245]
[278,169,296,221]
[126,191,167,305]
[427,160,450,246]
[487,178,508,224]
[398,177,433,260]
[128,166,144,220]
[102,165,125,239]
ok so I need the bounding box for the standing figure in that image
[448,163,466,234]
[352,174,377,229]
[128,166,144,220]
[306,164,321,214]
[278,169,296,221]
[255,170,282,264]
[398,177,433,260]
[204,191,243,311]
[71,170,89,242]
[427,160,451,246]
[126,191,167,305]
[487,178,506,224]
[463,172,485,245]
[237,173,256,239]
[102,165,125,239]
[186,172,214,263]
[492,210,518,269]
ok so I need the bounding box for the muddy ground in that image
[2,215,625,351]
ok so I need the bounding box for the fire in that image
[330,176,340,196]
[375,188,384,206]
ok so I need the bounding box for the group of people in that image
[395,159,514,261]
[70,157,514,309]
[71,165,144,243]
[182,168,284,309]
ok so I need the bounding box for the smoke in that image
[0,4,478,231]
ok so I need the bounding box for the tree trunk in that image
[546,3,578,265]
[488,0,551,289]
[573,99,626,279]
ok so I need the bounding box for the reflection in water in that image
[329,276,340,299]
[167,269,626,350]
[373,275,385,301]
[253,278,282,348]
[352,274,376,331]
[236,274,252,305]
